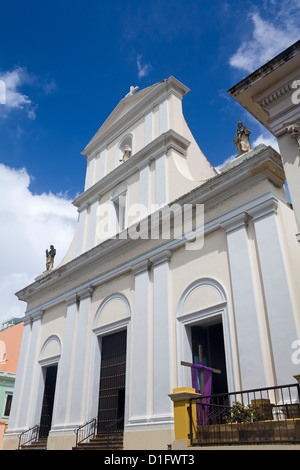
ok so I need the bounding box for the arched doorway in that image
[86,293,131,431]
[176,278,235,394]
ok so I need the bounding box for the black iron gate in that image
[97,330,127,433]
[39,365,57,438]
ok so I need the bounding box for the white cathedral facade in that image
[3,72,300,450]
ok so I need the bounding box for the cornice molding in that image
[23,309,44,325]
[77,286,94,300]
[149,249,171,266]
[64,293,79,307]
[247,197,278,221]
[259,82,292,109]
[131,259,151,275]
[220,212,249,234]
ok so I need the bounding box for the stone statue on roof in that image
[46,245,56,270]
[234,121,251,155]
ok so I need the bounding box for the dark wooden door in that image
[97,330,127,433]
[39,365,57,438]
[192,323,228,395]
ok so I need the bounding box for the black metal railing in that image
[74,415,124,448]
[74,418,97,447]
[188,383,300,446]
[18,425,40,449]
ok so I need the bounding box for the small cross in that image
[181,344,221,392]
[125,85,139,97]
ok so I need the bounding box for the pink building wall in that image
[0,321,24,449]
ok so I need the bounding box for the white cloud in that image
[0,66,57,120]
[0,67,38,119]
[0,164,77,324]
[252,133,279,152]
[229,2,300,73]
[137,54,152,78]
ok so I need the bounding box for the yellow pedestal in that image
[169,387,201,446]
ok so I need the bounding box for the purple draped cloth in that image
[191,364,213,425]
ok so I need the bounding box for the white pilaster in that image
[155,154,167,207]
[75,206,88,256]
[86,198,100,251]
[138,163,150,219]
[149,250,173,423]
[5,316,32,431]
[95,147,107,182]
[129,260,152,425]
[16,311,43,429]
[85,154,96,190]
[52,294,78,428]
[159,98,168,134]
[248,198,298,385]
[69,287,93,425]
[277,127,300,233]
[145,109,153,146]
[221,213,266,390]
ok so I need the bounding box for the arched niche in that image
[39,335,62,364]
[116,133,134,166]
[93,293,131,330]
[183,283,224,315]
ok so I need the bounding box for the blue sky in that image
[0,0,299,322]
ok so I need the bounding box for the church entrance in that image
[39,365,58,438]
[97,330,127,433]
[191,323,228,395]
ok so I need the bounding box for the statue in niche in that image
[234,121,251,155]
[46,245,56,270]
[119,144,132,163]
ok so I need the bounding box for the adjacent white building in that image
[3,74,300,450]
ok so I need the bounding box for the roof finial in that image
[125,85,139,97]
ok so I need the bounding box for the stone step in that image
[74,433,123,451]
[20,438,47,450]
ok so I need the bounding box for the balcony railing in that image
[188,383,300,446]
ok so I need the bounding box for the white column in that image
[52,294,78,428]
[94,147,106,182]
[159,98,169,134]
[145,109,153,146]
[221,213,266,390]
[69,287,93,425]
[16,311,43,429]
[278,126,300,235]
[248,198,299,385]
[139,163,150,219]
[129,260,152,425]
[5,316,32,431]
[85,154,96,190]
[75,206,88,256]
[149,250,173,423]
[86,198,100,251]
[155,154,167,207]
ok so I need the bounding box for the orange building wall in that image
[0,322,24,373]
